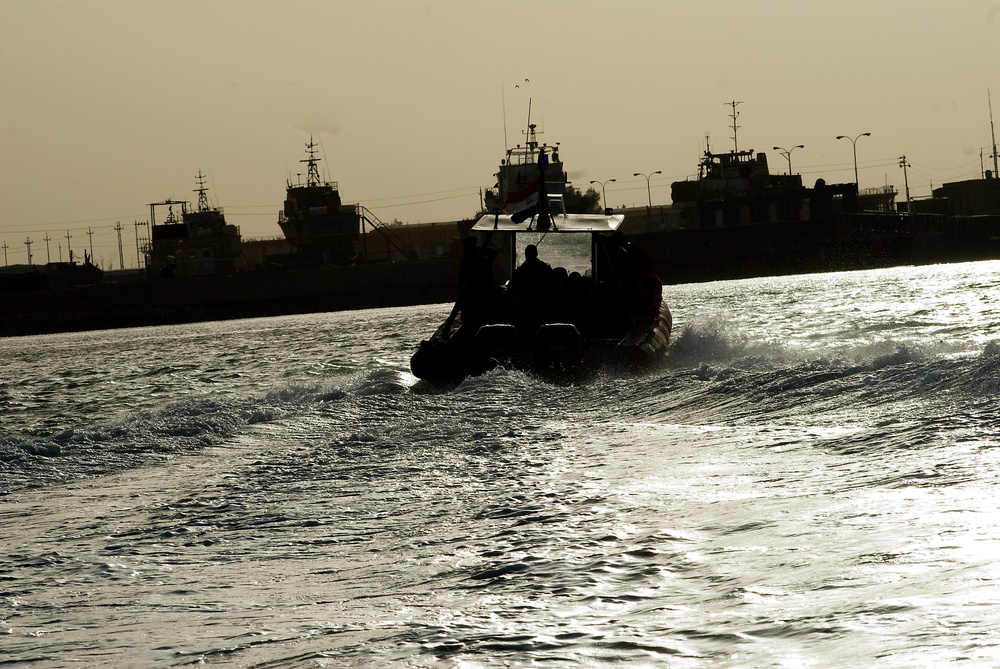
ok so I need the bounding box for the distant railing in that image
[859,185,897,196]
[357,206,418,261]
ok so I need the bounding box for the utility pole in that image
[64,230,73,262]
[899,156,912,207]
[24,237,33,265]
[87,227,95,264]
[2,242,8,266]
[726,100,744,153]
[43,233,52,264]
[115,221,125,270]
[133,221,146,268]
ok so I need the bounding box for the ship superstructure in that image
[146,172,242,278]
[277,137,362,265]
[485,118,568,218]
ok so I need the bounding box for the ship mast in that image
[524,98,536,158]
[301,136,323,187]
[726,100,743,153]
[194,170,211,212]
[989,89,999,178]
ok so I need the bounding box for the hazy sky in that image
[2,0,999,268]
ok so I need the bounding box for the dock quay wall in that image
[0,256,461,338]
[628,212,1000,284]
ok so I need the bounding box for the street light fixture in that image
[835,132,871,186]
[772,145,804,175]
[589,178,616,211]
[633,171,662,207]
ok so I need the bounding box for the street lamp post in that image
[589,178,616,211]
[836,132,871,186]
[772,145,804,175]
[632,171,662,207]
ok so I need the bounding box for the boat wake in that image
[618,320,1000,453]
[5,317,998,498]
[0,367,418,495]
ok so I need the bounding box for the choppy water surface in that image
[3,261,1000,667]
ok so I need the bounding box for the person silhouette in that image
[506,244,557,334]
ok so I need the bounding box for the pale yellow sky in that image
[2,0,999,268]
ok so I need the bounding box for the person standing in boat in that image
[506,244,557,334]
[509,244,557,295]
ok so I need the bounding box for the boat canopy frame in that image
[473,211,627,283]
[471,212,624,234]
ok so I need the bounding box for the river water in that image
[3,260,1000,667]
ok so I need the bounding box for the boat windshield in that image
[516,232,593,277]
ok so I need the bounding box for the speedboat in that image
[410,202,671,385]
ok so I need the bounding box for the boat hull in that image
[410,302,672,385]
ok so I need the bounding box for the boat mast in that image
[699,133,711,179]
[194,170,210,212]
[301,136,323,187]
[525,98,535,160]
[990,89,999,178]
[525,98,531,139]
[726,100,743,153]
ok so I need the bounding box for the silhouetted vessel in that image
[277,137,362,265]
[625,143,866,284]
[411,210,671,386]
[413,135,670,386]
[484,115,568,220]
[635,142,1000,283]
[146,172,242,278]
[0,152,462,337]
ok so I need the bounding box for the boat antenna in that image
[699,133,711,179]
[194,170,210,212]
[726,100,743,153]
[302,135,322,187]
[990,89,999,178]
[525,97,532,147]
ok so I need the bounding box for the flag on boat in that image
[505,180,541,215]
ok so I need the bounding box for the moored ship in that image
[484,110,569,220]
[277,137,362,266]
[146,171,242,278]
